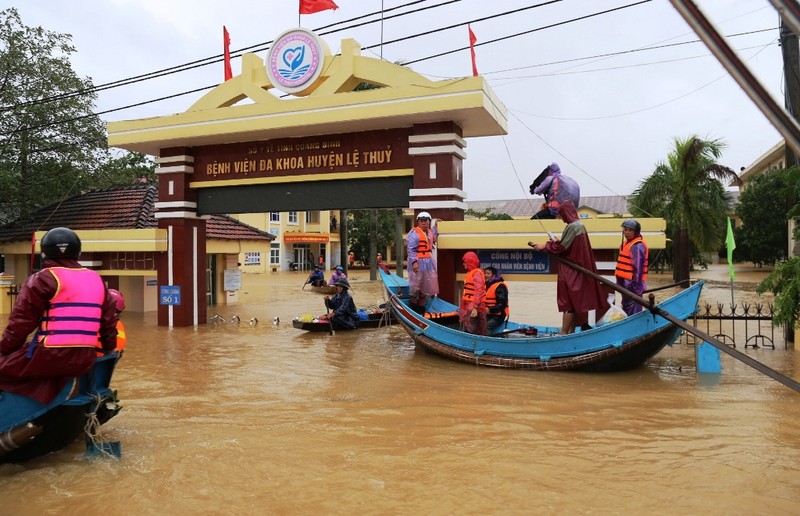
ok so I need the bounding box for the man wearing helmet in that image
[328,265,347,287]
[0,227,119,404]
[406,211,439,313]
[615,219,649,315]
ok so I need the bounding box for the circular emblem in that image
[267,28,328,95]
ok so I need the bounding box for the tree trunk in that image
[673,227,691,287]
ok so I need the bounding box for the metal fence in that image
[680,302,787,349]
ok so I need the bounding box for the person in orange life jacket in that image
[96,289,127,356]
[529,162,581,220]
[528,201,609,335]
[484,266,509,333]
[615,219,649,315]
[406,212,439,314]
[459,252,487,335]
[0,227,118,404]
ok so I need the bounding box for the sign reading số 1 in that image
[160,285,181,305]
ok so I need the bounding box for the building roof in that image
[466,196,631,218]
[0,184,274,243]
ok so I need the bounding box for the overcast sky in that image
[10,0,786,202]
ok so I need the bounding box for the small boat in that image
[0,353,122,464]
[293,307,396,332]
[379,269,703,372]
[306,284,337,295]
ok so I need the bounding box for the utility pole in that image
[781,16,800,168]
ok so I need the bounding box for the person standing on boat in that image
[484,266,509,334]
[328,265,347,287]
[528,201,609,334]
[307,265,325,287]
[530,162,580,220]
[615,219,649,315]
[406,211,439,314]
[459,252,487,335]
[0,227,118,404]
[323,278,359,330]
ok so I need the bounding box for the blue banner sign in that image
[477,250,550,274]
[159,285,181,305]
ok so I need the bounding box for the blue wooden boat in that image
[379,269,703,371]
[0,353,122,464]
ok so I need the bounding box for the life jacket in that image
[462,268,485,303]
[412,227,432,259]
[96,320,126,357]
[485,281,510,317]
[615,237,649,281]
[37,267,105,348]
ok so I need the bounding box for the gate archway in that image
[109,30,507,326]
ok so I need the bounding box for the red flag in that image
[468,24,478,76]
[299,0,338,14]
[223,26,232,81]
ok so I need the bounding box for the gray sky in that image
[11,0,785,201]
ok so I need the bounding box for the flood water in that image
[2,266,799,515]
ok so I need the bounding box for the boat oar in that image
[554,255,800,394]
[325,300,334,335]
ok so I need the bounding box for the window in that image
[270,244,280,265]
[244,252,261,265]
[306,211,320,224]
[270,212,280,222]
[288,211,298,224]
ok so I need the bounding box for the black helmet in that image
[41,227,81,259]
[621,219,641,233]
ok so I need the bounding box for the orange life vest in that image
[96,320,126,357]
[462,268,485,303]
[412,227,432,259]
[485,281,510,317]
[37,267,105,348]
[615,237,649,281]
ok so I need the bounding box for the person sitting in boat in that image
[529,162,580,220]
[96,289,127,357]
[0,227,118,404]
[459,251,487,335]
[528,201,609,334]
[615,218,649,315]
[323,278,359,330]
[484,266,509,334]
[328,265,347,287]
[406,211,439,314]
[307,265,325,287]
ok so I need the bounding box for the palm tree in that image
[630,136,741,285]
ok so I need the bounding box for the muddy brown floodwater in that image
[1,264,799,514]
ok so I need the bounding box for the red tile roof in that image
[0,184,274,243]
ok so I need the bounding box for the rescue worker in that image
[459,251,486,335]
[530,162,581,220]
[484,266,509,334]
[615,219,649,315]
[0,227,118,404]
[406,211,439,314]
[96,288,127,356]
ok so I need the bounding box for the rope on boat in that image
[556,256,800,394]
[84,393,119,460]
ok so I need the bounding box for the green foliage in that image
[757,258,800,327]
[735,170,792,266]
[630,135,739,283]
[465,207,513,220]
[347,209,397,261]
[0,8,108,224]
[93,151,156,189]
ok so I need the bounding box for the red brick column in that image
[155,147,207,327]
[409,122,466,303]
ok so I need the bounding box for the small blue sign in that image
[146,279,157,286]
[477,250,550,274]
[159,285,181,306]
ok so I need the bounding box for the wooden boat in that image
[306,284,337,295]
[293,307,396,332]
[0,353,122,464]
[379,269,703,372]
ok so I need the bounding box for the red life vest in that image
[462,268,485,303]
[485,281,510,317]
[412,227,432,259]
[38,267,105,348]
[615,237,649,281]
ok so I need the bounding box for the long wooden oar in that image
[325,300,334,336]
[554,255,800,394]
